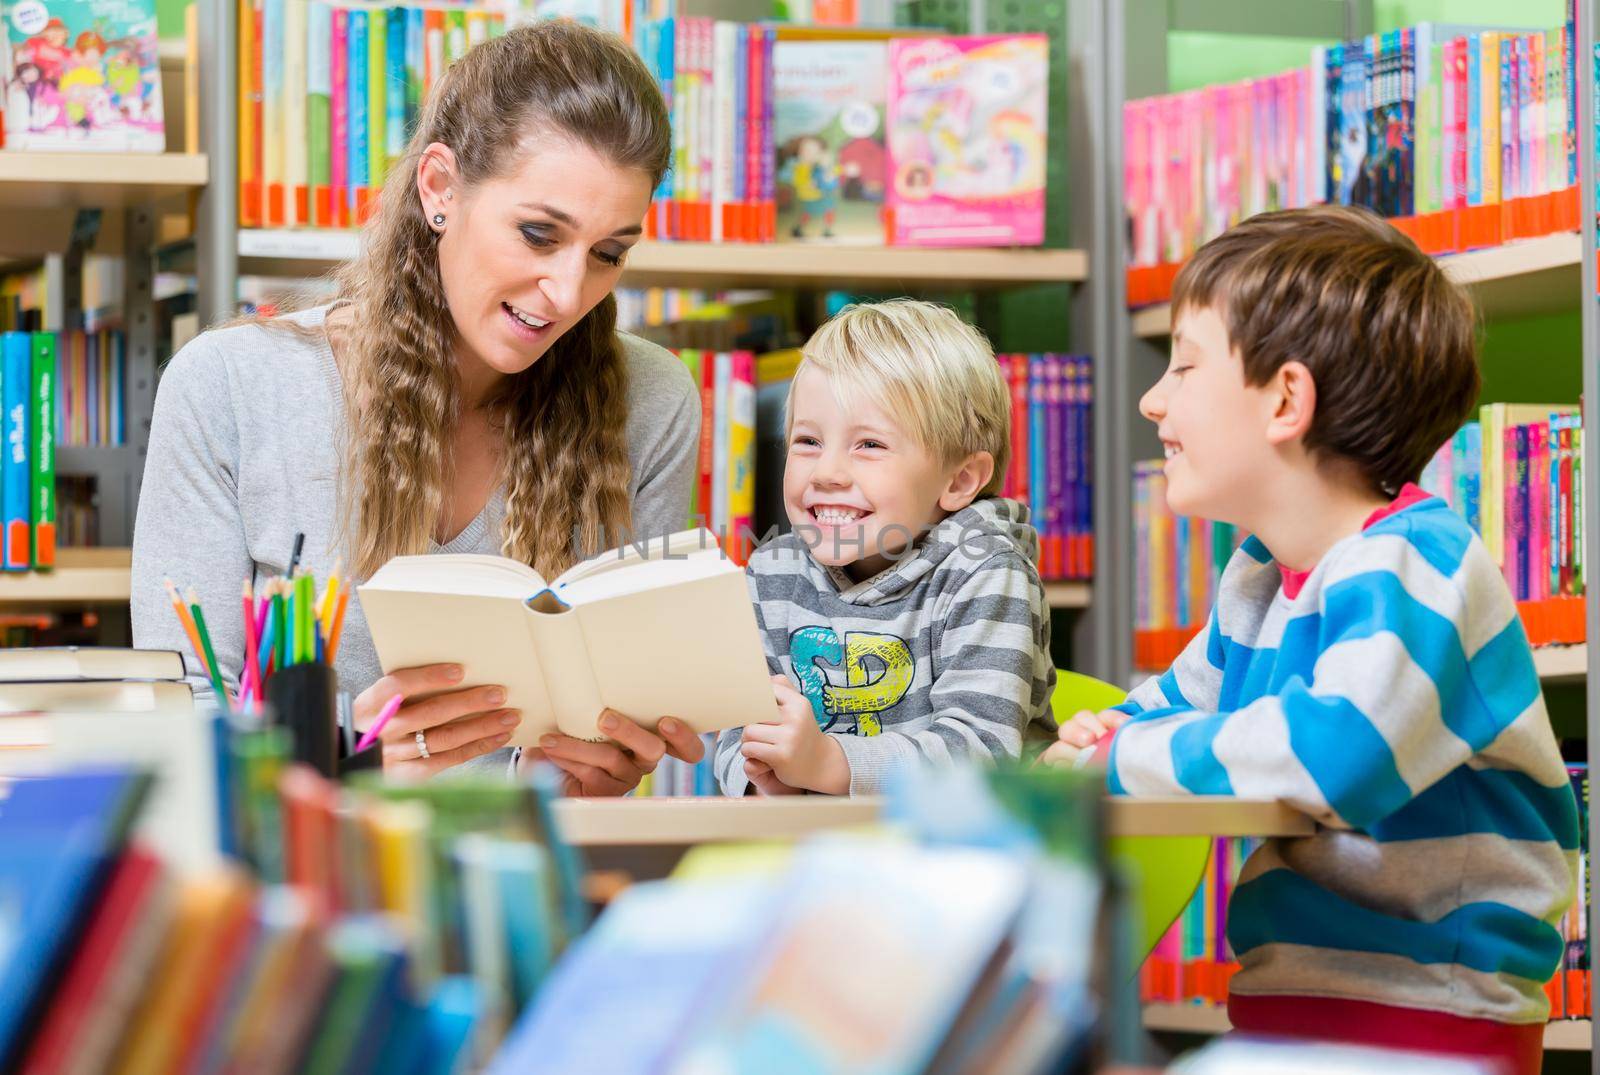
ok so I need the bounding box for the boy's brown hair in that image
[1170,204,1479,495]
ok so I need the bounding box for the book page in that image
[362,554,547,598]
[552,528,723,590]
[360,587,557,744]
[570,569,778,737]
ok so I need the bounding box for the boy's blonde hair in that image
[790,299,1011,495]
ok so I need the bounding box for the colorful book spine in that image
[330,7,350,230]
[239,0,262,227]
[262,0,285,226]
[283,0,308,225]
[30,332,53,570]
[2,332,29,571]
[386,7,407,167]
[306,2,333,227]
[727,351,755,563]
[348,9,371,226]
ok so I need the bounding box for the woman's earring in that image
[432,213,446,228]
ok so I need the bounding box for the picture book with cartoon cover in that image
[4,0,164,151]
[773,38,887,244]
[885,34,1048,248]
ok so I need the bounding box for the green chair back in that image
[1053,670,1212,963]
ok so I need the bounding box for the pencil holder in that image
[265,662,340,779]
[339,740,385,775]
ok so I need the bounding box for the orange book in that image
[425,8,446,93]
[238,0,262,227]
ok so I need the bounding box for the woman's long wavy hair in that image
[333,20,669,580]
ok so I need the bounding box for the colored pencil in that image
[165,578,211,678]
[354,693,403,753]
[273,581,287,671]
[287,531,305,575]
[187,588,230,707]
[243,579,262,706]
[257,598,277,675]
[327,588,351,663]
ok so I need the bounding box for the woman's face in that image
[431,139,654,386]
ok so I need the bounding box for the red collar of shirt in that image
[1276,483,1430,600]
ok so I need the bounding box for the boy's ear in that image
[939,451,995,513]
[1264,360,1317,447]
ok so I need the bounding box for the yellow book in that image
[368,797,441,984]
[184,4,199,155]
[1480,32,1501,204]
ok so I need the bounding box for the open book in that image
[359,529,777,747]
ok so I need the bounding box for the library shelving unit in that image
[1104,0,1600,1061]
[0,5,220,622]
[211,0,1120,664]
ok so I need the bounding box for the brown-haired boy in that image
[1048,206,1576,1075]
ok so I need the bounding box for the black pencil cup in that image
[265,663,340,779]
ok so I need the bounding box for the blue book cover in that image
[1465,422,1482,536]
[734,25,747,209]
[348,9,370,223]
[2,331,29,570]
[386,7,407,162]
[415,976,482,1075]
[1466,32,1483,205]
[0,768,151,1067]
[1076,356,1093,558]
[86,332,99,446]
[405,6,425,127]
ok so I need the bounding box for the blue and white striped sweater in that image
[1110,496,1578,1023]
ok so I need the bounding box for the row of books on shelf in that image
[1002,353,1094,581]
[635,734,719,796]
[0,752,582,1071]
[1415,404,1585,605]
[237,0,508,229]
[237,0,1050,249]
[1124,8,1581,302]
[0,332,59,572]
[1143,767,1591,1024]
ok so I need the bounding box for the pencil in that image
[354,693,404,753]
[326,588,351,663]
[187,588,230,709]
[273,581,287,671]
[317,557,342,628]
[165,578,211,679]
[257,596,277,677]
[287,532,305,576]
[297,571,315,663]
[242,580,261,706]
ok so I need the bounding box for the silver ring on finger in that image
[415,730,431,759]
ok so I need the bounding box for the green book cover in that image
[444,8,466,66]
[29,332,53,570]
[369,9,387,187]
[307,2,333,226]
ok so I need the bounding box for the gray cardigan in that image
[131,305,698,773]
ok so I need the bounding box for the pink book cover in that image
[886,34,1047,247]
[1450,36,1469,210]
[330,6,349,229]
[1531,420,1549,599]
[1123,98,1155,268]
[1504,424,1523,598]
[1160,94,1188,262]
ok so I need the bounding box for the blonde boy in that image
[1048,207,1575,1075]
[715,299,1057,796]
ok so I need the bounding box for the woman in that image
[131,21,705,792]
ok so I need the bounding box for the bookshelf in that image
[0,548,133,604]
[1044,581,1092,609]
[1141,1006,1595,1051]
[1535,645,1588,684]
[1129,232,1584,339]
[238,229,1091,289]
[0,152,209,210]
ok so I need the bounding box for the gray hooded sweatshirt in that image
[715,497,1058,796]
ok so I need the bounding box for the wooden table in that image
[552,795,1312,878]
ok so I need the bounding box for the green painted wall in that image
[1169,0,1579,410]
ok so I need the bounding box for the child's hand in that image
[739,676,851,795]
[1039,709,1127,768]
[743,757,804,796]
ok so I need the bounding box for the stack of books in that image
[998,353,1095,581]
